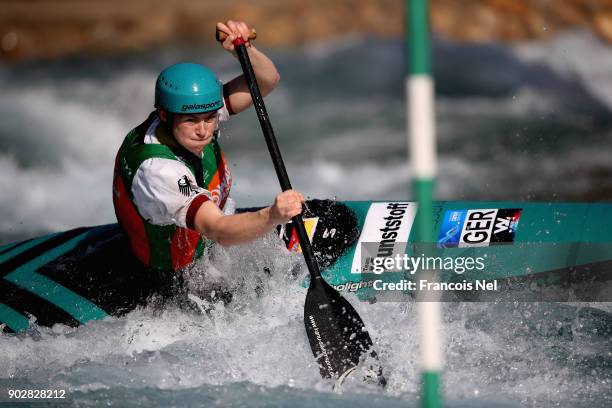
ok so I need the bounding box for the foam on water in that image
[1,249,610,407]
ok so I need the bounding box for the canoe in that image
[1,199,611,332]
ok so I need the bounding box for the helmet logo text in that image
[181,101,221,112]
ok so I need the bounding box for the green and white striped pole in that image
[406,1,442,407]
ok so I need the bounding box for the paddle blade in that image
[304,277,385,386]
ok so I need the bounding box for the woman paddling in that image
[112,20,304,301]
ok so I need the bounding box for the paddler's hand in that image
[269,190,305,224]
[216,20,253,53]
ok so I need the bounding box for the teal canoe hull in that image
[1,200,611,332]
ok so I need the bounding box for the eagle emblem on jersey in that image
[177,175,195,197]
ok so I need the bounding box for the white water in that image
[2,254,610,407]
[1,31,611,407]
[1,31,612,242]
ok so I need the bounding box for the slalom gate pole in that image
[406,1,443,407]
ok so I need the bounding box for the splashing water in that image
[1,31,611,407]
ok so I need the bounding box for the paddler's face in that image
[162,110,219,155]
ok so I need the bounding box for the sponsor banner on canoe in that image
[438,208,522,248]
[351,202,417,274]
[278,217,319,253]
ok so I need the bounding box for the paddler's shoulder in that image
[118,116,178,170]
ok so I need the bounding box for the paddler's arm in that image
[194,190,304,247]
[216,20,280,114]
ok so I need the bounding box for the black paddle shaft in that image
[231,38,386,386]
[233,42,322,283]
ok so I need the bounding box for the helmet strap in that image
[157,109,175,134]
[213,110,221,140]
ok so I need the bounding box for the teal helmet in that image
[155,62,224,114]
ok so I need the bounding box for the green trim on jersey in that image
[116,113,226,271]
